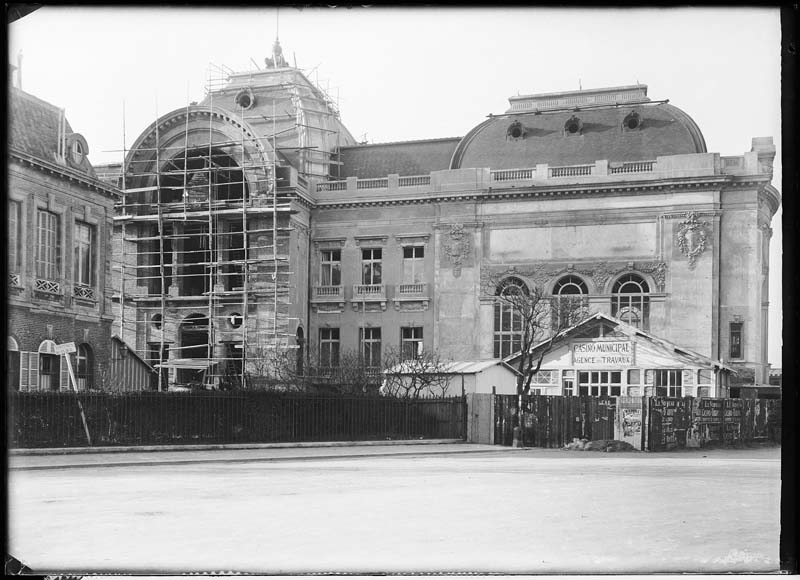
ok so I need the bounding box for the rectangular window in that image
[402,246,425,284]
[74,221,96,286]
[319,328,340,369]
[360,327,382,370]
[36,209,61,279]
[39,353,60,391]
[532,370,557,385]
[7,350,20,390]
[320,249,341,286]
[730,322,743,359]
[9,200,22,271]
[654,369,683,397]
[562,370,575,396]
[361,248,382,285]
[577,370,622,397]
[401,327,423,360]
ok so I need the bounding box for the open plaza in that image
[8,443,781,575]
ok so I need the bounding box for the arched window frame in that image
[38,339,63,391]
[611,273,651,330]
[493,277,529,359]
[551,275,590,329]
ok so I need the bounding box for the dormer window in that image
[71,140,84,164]
[506,120,526,141]
[564,115,582,136]
[623,110,642,131]
[65,133,89,169]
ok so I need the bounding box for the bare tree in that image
[489,275,588,444]
[380,346,452,399]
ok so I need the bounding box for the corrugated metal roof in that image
[384,360,515,375]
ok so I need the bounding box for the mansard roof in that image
[337,137,461,179]
[8,86,97,178]
[451,85,706,170]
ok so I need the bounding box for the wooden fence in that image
[490,395,781,450]
[494,395,616,448]
[8,391,467,448]
[646,396,781,451]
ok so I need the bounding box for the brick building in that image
[7,86,121,391]
[99,42,779,395]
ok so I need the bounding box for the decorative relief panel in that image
[354,235,389,247]
[675,212,709,270]
[312,237,346,250]
[442,224,472,278]
[394,233,430,247]
[481,260,667,295]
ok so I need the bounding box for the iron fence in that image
[8,391,467,448]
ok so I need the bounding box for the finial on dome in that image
[265,37,289,69]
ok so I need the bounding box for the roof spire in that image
[264,8,289,68]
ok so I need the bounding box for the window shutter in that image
[20,352,29,391]
[60,356,69,391]
[29,353,39,391]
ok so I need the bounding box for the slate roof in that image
[8,86,96,177]
[451,102,706,170]
[337,137,461,178]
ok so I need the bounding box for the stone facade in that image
[99,48,779,392]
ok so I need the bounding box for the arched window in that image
[7,337,20,391]
[612,274,650,329]
[76,343,93,390]
[296,327,305,375]
[38,340,60,391]
[493,277,528,359]
[552,275,589,329]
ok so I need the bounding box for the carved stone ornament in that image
[676,212,709,270]
[481,260,668,294]
[443,224,471,278]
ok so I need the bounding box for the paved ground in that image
[7,444,781,575]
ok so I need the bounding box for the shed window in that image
[654,369,682,397]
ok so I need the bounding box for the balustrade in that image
[491,168,535,181]
[549,164,594,178]
[609,161,655,174]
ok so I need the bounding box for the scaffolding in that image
[114,83,297,392]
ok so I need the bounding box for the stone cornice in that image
[9,147,121,199]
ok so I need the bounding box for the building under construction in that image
[112,40,356,390]
[105,40,779,396]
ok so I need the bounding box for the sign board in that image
[53,342,77,355]
[572,341,633,366]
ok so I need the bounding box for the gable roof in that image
[504,312,735,373]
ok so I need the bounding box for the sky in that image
[8,6,783,366]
